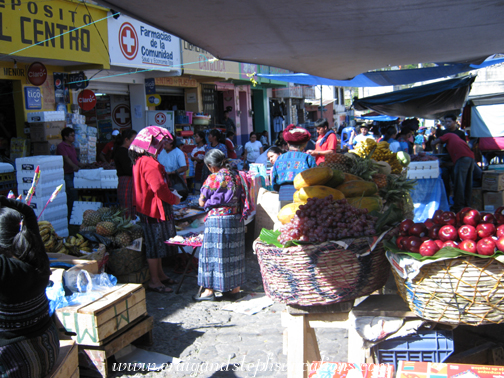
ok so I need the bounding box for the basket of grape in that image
[254,196,396,306]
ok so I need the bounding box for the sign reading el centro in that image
[0,0,109,68]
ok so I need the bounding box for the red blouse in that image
[132,156,178,220]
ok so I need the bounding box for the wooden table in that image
[281,295,416,378]
[165,241,201,294]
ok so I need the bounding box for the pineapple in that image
[96,221,117,236]
[79,225,96,233]
[372,173,388,189]
[130,224,144,240]
[379,174,417,219]
[83,210,101,226]
[97,207,110,215]
[115,232,132,247]
[322,153,352,172]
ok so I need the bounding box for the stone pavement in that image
[111,248,348,378]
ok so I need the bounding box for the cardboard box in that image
[56,283,146,345]
[471,187,483,211]
[483,191,504,212]
[29,121,66,142]
[397,361,504,378]
[482,170,504,191]
[32,140,60,155]
[309,362,394,378]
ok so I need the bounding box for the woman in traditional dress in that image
[129,126,181,293]
[0,197,59,377]
[190,131,207,185]
[114,129,137,218]
[193,149,247,301]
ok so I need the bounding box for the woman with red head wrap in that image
[271,125,317,198]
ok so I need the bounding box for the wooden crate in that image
[46,339,79,378]
[56,284,146,346]
[115,266,150,284]
[78,315,153,378]
[47,253,99,274]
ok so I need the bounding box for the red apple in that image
[458,225,477,241]
[419,240,440,256]
[405,236,423,253]
[476,223,496,238]
[481,212,496,224]
[477,237,496,256]
[496,225,504,238]
[424,219,435,231]
[442,240,459,248]
[396,236,407,250]
[429,225,442,240]
[495,207,504,225]
[496,237,504,252]
[461,209,481,227]
[399,219,414,234]
[409,223,427,237]
[439,225,458,242]
[456,207,472,224]
[441,211,457,225]
[459,239,477,253]
[433,209,445,224]
[435,240,444,249]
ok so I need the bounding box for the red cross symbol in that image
[118,22,138,60]
[155,113,166,125]
[113,104,131,127]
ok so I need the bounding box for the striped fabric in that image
[139,202,177,259]
[117,176,136,218]
[198,214,245,292]
[0,322,59,378]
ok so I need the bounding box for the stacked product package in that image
[15,156,68,237]
[66,113,97,164]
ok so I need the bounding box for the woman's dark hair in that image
[115,129,137,148]
[268,146,283,155]
[0,207,49,274]
[128,149,155,165]
[249,132,258,138]
[204,149,230,170]
[61,127,74,140]
[384,126,398,140]
[196,131,207,144]
[226,131,235,138]
[209,129,225,144]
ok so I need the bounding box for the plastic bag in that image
[46,282,70,316]
[63,269,117,293]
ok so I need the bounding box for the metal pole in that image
[320,85,323,119]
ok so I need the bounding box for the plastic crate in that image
[175,115,189,124]
[372,330,454,369]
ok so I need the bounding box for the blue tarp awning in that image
[352,76,476,119]
[356,115,399,122]
[257,57,504,87]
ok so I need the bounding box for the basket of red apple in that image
[384,207,504,326]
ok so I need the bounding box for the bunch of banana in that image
[351,138,377,158]
[38,221,66,254]
[64,234,91,257]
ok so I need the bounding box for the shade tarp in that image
[257,57,504,87]
[471,104,504,138]
[93,0,504,80]
[352,76,476,119]
[356,115,399,122]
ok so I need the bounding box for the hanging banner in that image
[53,73,69,105]
[145,78,156,94]
[108,14,181,73]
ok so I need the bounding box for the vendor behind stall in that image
[271,124,316,201]
[307,118,338,164]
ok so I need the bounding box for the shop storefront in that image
[0,0,110,157]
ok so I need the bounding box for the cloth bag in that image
[168,173,189,201]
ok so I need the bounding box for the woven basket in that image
[253,237,390,306]
[391,255,504,326]
[107,247,145,276]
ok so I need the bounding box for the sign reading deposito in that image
[78,89,96,111]
[0,1,109,68]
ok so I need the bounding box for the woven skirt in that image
[198,214,245,292]
[139,202,177,259]
[117,176,136,219]
[0,322,59,378]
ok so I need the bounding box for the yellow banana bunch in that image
[63,234,90,257]
[371,141,403,174]
[351,138,377,158]
[38,221,68,254]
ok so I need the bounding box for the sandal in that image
[146,285,173,293]
[161,278,178,285]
